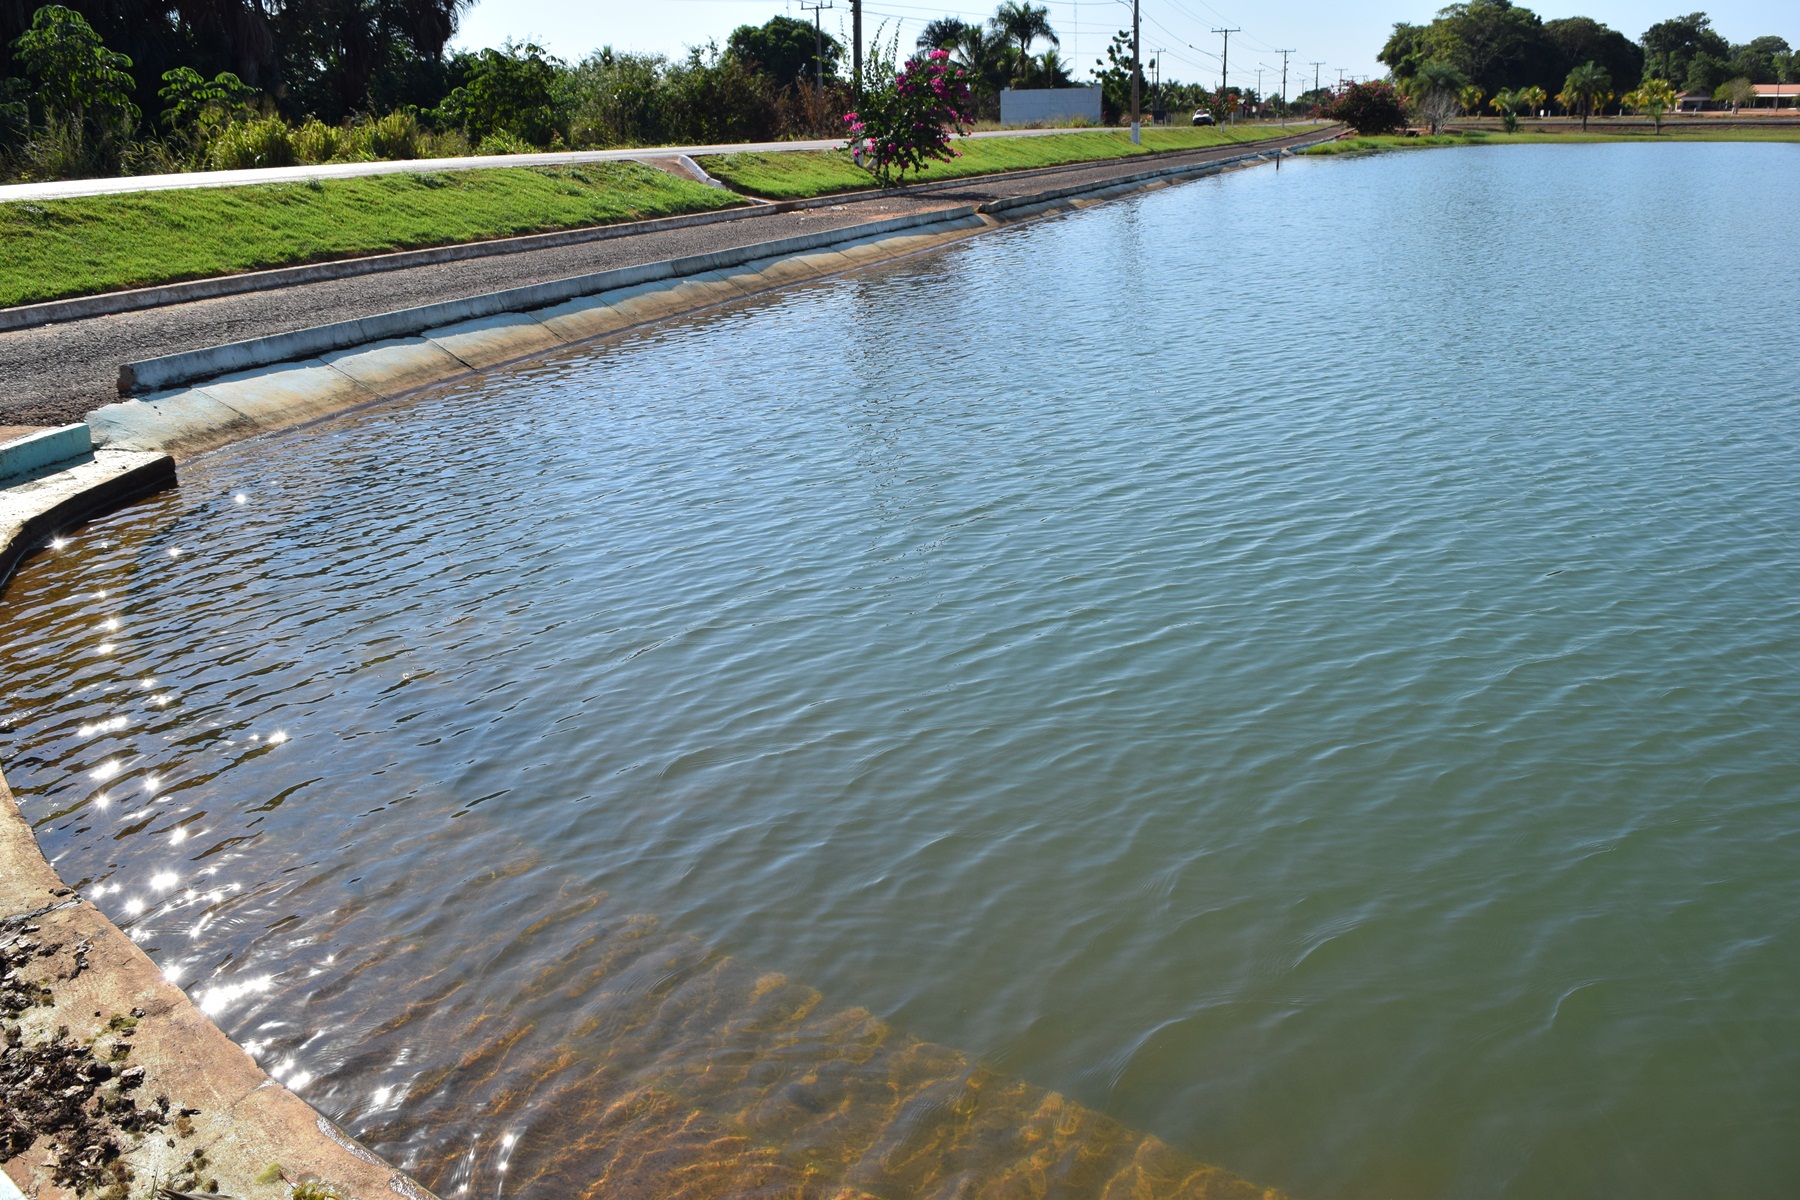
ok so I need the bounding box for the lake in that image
[3,142,1797,1199]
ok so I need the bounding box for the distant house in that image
[1675,83,1800,112]
[1746,83,1799,109]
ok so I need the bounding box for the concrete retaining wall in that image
[1001,87,1104,126]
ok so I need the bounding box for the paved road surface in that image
[0,131,1327,427]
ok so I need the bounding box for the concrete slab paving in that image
[322,336,472,398]
[423,312,567,370]
[88,389,255,456]
[187,361,378,433]
[533,294,634,344]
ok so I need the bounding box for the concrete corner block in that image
[0,424,91,483]
[88,389,258,456]
[193,360,379,431]
[322,337,470,398]
[424,312,568,370]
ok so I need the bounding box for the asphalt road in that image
[0,131,1326,427]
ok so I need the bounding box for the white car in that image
[1192,111,1216,126]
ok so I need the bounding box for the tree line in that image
[1379,2,1794,121]
[0,2,898,181]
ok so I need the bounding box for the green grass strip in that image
[0,163,746,309]
[1303,127,1800,155]
[699,124,1330,200]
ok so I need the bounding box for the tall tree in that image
[1640,13,1728,91]
[1378,22,1429,87]
[916,17,970,52]
[953,22,1014,97]
[988,2,1057,81]
[1559,58,1609,128]
[1543,17,1641,94]
[1423,0,1552,94]
[728,14,841,88]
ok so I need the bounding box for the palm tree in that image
[917,17,970,52]
[989,2,1059,82]
[1412,58,1467,133]
[1622,77,1677,133]
[1489,86,1523,132]
[1035,48,1075,89]
[1561,60,1611,130]
[954,24,1017,97]
[1517,85,1547,119]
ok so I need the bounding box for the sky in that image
[452,1,1795,96]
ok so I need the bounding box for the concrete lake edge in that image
[0,129,1332,1198]
[0,127,1331,335]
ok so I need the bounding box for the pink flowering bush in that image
[843,49,974,188]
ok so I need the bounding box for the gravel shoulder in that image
[2,133,1320,427]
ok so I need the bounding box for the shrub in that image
[1324,81,1407,135]
[340,110,422,160]
[474,129,534,155]
[436,43,566,148]
[845,47,975,187]
[206,117,296,170]
[290,118,341,164]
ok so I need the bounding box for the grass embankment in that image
[0,162,745,309]
[699,123,1329,199]
[1305,126,1800,155]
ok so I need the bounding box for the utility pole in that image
[1213,27,1240,124]
[1152,48,1166,122]
[1337,67,1348,90]
[801,1,833,92]
[1277,49,1294,125]
[1130,0,1141,144]
[852,0,862,94]
[1255,65,1264,116]
[1310,61,1324,98]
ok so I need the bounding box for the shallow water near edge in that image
[3,143,1799,1199]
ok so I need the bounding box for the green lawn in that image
[0,163,745,309]
[699,123,1330,200]
[1303,127,1800,155]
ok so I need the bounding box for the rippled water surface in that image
[4,143,1799,1199]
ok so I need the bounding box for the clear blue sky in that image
[452,0,1794,95]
